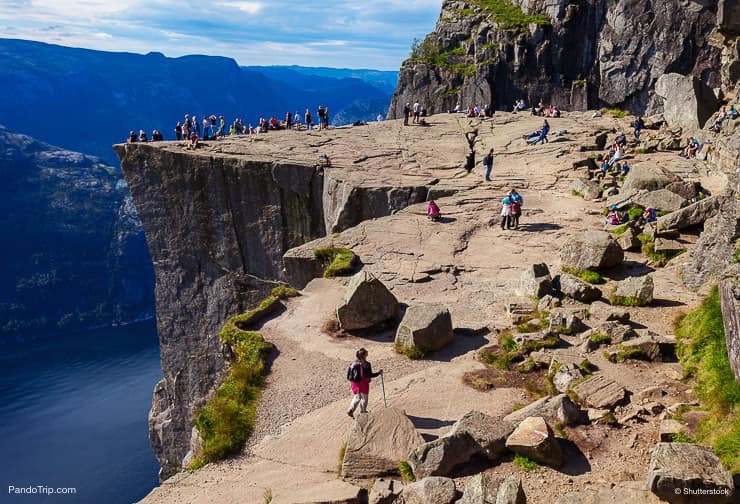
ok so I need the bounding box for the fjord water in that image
[0,321,160,503]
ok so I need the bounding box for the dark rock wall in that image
[389,0,722,116]
[115,144,325,479]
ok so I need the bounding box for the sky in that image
[0,0,443,70]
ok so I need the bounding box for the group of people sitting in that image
[127,129,163,143]
[511,99,560,118]
[596,132,629,175]
[604,204,656,226]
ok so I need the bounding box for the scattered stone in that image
[655,73,719,131]
[559,274,602,303]
[506,299,536,323]
[573,375,628,409]
[458,474,525,504]
[503,394,581,426]
[572,177,602,200]
[538,294,559,312]
[342,408,425,478]
[551,363,585,393]
[548,311,583,334]
[597,321,637,344]
[336,271,399,330]
[560,230,624,271]
[612,275,654,306]
[369,478,404,504]
[505,416,563,468]
[634,188,688,212]
[395,304,454,353]
[408,411,513,479]
[616,227,641,251]
[398,476,458,504]
[647,443,734,503]
[659,420,685,442]
[519,263,554,298]
[513,330,558,348]
[634,385,667,403]
[654,238,684,253]
[588,301,630,322]
[587,408,614,423]
[619,335,662,361]
[665,180,699,200]
[286,480,367,504]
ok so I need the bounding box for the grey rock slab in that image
[503,394,581,427]
[655,73,719,131]
[622,164,681,193]
[647,442,734,503]
[654,238,685,253]
[518,263,553,298]
[398,476,458,504]
[505,416,563,468]
[395,303,454,353]
[337,271,399,330]
[613,275,654,306]
[572,177,602,200]
[656,195,720,231]
[559,274,602,303]
[342,408,425,478]
[588,301,630,322]
[634,188,688,212]
[551,363,585,393]
[596,321,638,344]
[459,473,525,504]
[369,478,404,504]
[560,230,623,271]
[555,481,661,503]
[659,419,685,442]
[573,375,628,409]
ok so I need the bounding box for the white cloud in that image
[217,1,263,14]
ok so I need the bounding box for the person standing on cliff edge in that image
[483,148,494,181]
[346,348,382,418]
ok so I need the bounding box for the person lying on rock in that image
[347,348,382,418]
[526,120,549,145]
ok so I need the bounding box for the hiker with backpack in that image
[346,348,383,418]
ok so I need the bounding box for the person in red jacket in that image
[346,348,383,418]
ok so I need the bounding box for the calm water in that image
[0,321,161,503]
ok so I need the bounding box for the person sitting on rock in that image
[346,348,382,418]
[708,107,727,132]
[527,119,549,145]
[127,130,137,143]
[138,129,148,142]
[637,207,657,226]
[620,162,630,176]
[551,106,561,118]
[152,130,163,141]
[608,144,624,166]
[681,137,700,158]
[729,105,738,120]
[512,99,525,113]
[605,205,621,226]
[427,200,441,221]
[187,131,198,150]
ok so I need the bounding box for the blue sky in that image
[0,0,443,69]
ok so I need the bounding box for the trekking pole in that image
[381,372,387,408]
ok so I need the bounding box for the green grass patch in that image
[511,401,526,411]
[394,341,425,360]
[672,431,694,443]
[572,190,584,198]
[192,302,274,467]
[733,244,739,263]
[314,247,355,278]
[517,357,538,373]
[270,285,301,299]
[399,460,416,482]
[637,235,685,267]
[676,287,740,473]
[501,332,519,352]
[628,205,645,222]
[513,453,540,471]
[562,265,605,284]
[607,224,630,237]
[606,108,629,119]
[606,345,649,363]
[589,332,611,345]
[472,0,550,29]
[554,325,573,335]
[579,359,595,375]
[521,334,561,353]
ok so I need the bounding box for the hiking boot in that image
[347,411,354,419]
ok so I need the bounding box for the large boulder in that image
[503,394,581,426]
[459,474,525,504]
[657,196,721,231]
[336,271,399,330]
[596,321,638,344]
[560,231,623,271]
[616,226,641,252]
[519,263,553,298]
[505,416,563,468]
[572,177,602,200]
[573,374,628,409]
[634,189,688,212]
[588,300,631,322]
[647,443,734,503]
[398,476,458,504]
[622,164,680,193]
[655,73,718,131]
[395,304,454,353]
[342,408,425,478]
[559,274,602,303]
[611,275,654,306]
[408,411,513,479]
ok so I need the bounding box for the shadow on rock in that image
[424,333,489,362]
[407,415,456,430]
[602,260,655,281]
[517,222,562,232]
[557,438,592,476]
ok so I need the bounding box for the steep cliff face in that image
[389,0,721,116]
[115,144,325,479]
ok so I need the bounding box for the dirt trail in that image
[138,112,725,503]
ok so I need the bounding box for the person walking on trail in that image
[403,103,411,126]
[483,148,494,181]
[633,115,645,141]
[347,348,383,418]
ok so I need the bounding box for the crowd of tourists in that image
[125,105,335,146]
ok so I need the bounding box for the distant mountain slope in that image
[243,65,399,94]
[0,125,153,340]
[0,39,396,164]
